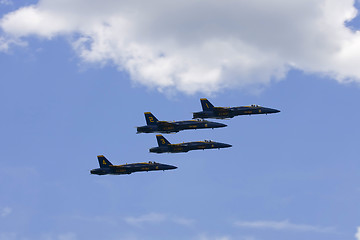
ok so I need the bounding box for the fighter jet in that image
[149,135,232,153]
[137,112,227,134]
[90,155,177,175]
[193,98,280,119]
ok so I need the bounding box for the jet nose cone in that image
[217,143,232,148]
[217,123,227,128]
[163,164,177,170]
[268,108,280,113]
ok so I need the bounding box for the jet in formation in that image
[193,98,280,119]
[137,112,227,134]
[90,155,177,175]
[149,135,232,153]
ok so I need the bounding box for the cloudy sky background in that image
[1,0,360,239]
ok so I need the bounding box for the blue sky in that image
[1,1,360,240]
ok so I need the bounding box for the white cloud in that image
[1,207,12,217]
[124,212,195,227]
[355,226,360,240]
[234,220,334,233]
[1,0,360,94]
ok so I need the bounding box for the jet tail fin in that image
[97,155,113,168]
[144,112,159,125]
[200,98,214,111]
[156,135,170,146]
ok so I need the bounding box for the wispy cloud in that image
[0,37,10,52]
[0,232,17,240]
[57,232,77,240]
[355,226,360,240]
[0,37,27,52]
[172,216,195,226]
[124,212,195,227]
[0,232,78,240]
[0,0,12,5]
[196,234,232,240]
[195,233,255,240]
[125,212,166,226]
[71,212,194,229]
[1,207,12,217]
[234,220,334,233]
[71,215,119,227]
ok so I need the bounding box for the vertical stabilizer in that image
[144,112,159,126]
[200,98,214,111]
[97,155,113,168]
[156,135,170,146]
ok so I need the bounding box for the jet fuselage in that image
[90,162,177,175]
[149,140,232,153]
[137,119,226,133]
[193,106,280,119]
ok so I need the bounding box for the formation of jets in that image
[91,98,280,175]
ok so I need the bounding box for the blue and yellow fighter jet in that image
[137,112,227,134]
[90,155,177,175]
[193,98,280,119]
[149,135,232,153]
